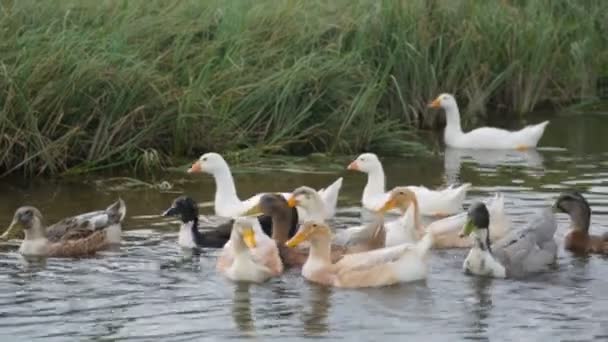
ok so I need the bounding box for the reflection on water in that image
[444,147,544,184]
[1,113,608,340]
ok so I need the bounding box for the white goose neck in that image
[363,166,386,200]
[210,164,241,212]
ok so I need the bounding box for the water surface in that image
[1,112,608,341]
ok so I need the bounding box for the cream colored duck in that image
[188,152,342,221]
[373,188,510,248]
[347,153,470,216]
[0,200,126,257]
[285,220,439,288]
[216,217,283,283]
[428,93,549,150]
[459,202,557,278]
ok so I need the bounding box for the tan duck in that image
[285,221,437,288]
[0,199,126,257]
[374,187,510,248]
[216,217,283,283]
[554,192,608,254]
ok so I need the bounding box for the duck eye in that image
[202,157,207,162]
[312,224,317,228]
[398,192,404,195]
[360,158,365,162]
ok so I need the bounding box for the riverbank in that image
[1,0,606,176]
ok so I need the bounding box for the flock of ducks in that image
[1,94,607,288]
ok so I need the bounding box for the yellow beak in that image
[377,198,398,213]
[243,204,263,216]
[0,220,20,241]
[287,196,298,208]
[285,230,308,248]
[242,227,256,248]
[427,98,441,109]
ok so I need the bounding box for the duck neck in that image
[363,166,386,201]
[271,212,291,244]
[23,223,47,241]
[568,207,591,235]
[230,229,249,256]
[473,228,492,254]
[444,105,464,142]
[307,235,332,266]
[211,165,241,213]
[190,217,203,245]
[409,197,422,234]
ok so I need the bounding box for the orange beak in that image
[187,161,202,173]
[347,161,359,171]
[287,196,298,208]
[427,97,442,109]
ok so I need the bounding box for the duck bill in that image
[161,207,178,217]
[187,161,202,174]
[0,220,20,241]
[243,204,263,217]
[347,161,359,171]
[458,219,476,238]
[427,98,441,109]
[285,230,308,248]
[242,227,256,248]
[378,198,398,213]
[287,196,298,208]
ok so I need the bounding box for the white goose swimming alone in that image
[347,153,470,217]
[428,93,549,150]
[187,152,342,222]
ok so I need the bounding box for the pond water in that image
[1,112,608,341]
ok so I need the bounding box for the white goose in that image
[428,93,549,150]
[347,153,470,216]
[188,152,342,221]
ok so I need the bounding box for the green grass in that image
[0,0,606,176]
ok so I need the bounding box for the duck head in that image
[232,217,258,250]
[347,153,382,173]
[554,191,591,233]
[1,206,45,241]
[460,202,491,251]
[428,93,458,111]
[162,196,199,224]
[377,186,418,214]
[187,152,228,174]
[285,220,331,248]
[288,186,323,211]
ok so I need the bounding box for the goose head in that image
[377,187,418,214]
[187,152,228,174]
[428,93,458,112]
[347,153,382,173]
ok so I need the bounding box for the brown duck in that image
[555,192,608,254]
[248,193,385,267]
[1,200,126,258]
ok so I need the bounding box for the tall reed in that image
[0,0,605,176]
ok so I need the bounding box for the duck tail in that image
[106,198,127,224]
[527,120,549,146]
[319,177,343,218]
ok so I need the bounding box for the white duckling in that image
[187,152,342,221]
[459,202,557,279]
[428,93,549,150]
[216,217,283,283]
[347,153,470,216]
